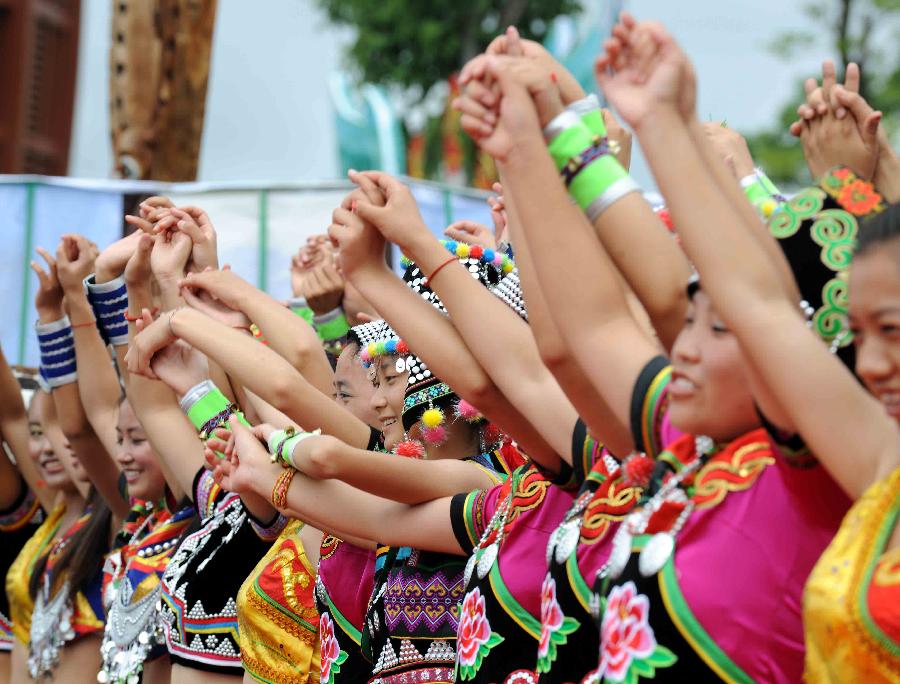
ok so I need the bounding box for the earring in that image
[420,401,447,445]
[395,434,425,459]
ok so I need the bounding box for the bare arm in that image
[619,22,899,499]
[286,433,500,504]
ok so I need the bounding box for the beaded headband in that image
[347,319,394,348]
[401,240,515,276]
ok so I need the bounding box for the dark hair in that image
[29,488,112,603]
[856,202,900,258]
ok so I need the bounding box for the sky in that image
[68,0,835,188]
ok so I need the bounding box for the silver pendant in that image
[607,526,633,579]
[639,533,675,577]
[476,543,498,579]
[463,553,477,586]
[553,520,581,565]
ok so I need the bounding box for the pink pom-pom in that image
[395,439,425,458]
[456,399,482,422]
[482,422,503,446]
[492,254,504,267]
[422,425,448,445]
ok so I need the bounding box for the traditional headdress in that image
[363,241,527,453]
[766,166,886,370]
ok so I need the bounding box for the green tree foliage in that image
[316,0,582,96]
[748,0,900,184]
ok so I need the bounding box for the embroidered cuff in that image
[313,307,350,342]
[179,379,218,415]
[566,94,606,137]
[248,510,289,542]
[36,317,77,387]
[542,109,583,143]
[288,297,314,325]
[84,274,129,346]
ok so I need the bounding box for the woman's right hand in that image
[147,339,210,397]
[31,247,65,322]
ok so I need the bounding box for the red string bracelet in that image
[125,307,159,322]
[424,256,457,286]
[71,319,97,329]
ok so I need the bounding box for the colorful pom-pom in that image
[456,243,470,258]
[483,248,495,262]
[482,422,503,446]
[422,425,448,445]
[624,453,654,486]
[385,339,398,353]
[501,261,514,274]
[395,439,425,458]
[470,245,484,259]
[421,407,444,428]
[455,399,482,422]
[397,340,410,355]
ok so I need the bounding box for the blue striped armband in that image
[36,317,77,388]
[84,274,129,346]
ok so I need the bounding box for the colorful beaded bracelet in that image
[401,240,515,275]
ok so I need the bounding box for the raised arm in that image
[177,268,334,396]
[610,19,899,499]
[127,306,371,448]
[327,188,560,464]
[353,171,578,466]
[457,56,660,456]
[0,346,53,509]
[40,238,128,517]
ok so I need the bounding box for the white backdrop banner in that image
[2,176,492,366]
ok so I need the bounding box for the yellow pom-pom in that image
[761,199,777,217]
[367,343,377,357]
[456,243,470,258]
[422,408,444,428]
[502,262,514,274]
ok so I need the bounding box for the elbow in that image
[268,375,299,415]
[304,441,338,479]
[537,335,573,375]
[461,371,499,411]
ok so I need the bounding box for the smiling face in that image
[848,244,900,420]
[667,290,760,441]
[115,398,166,501]
[369,356,409,451]
[333,343,380,429]
[28,391,75,490]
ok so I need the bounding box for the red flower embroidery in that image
[838,179,881,216]
[598,582,656,681]
[457,588,492,667]
[319,612,347,683]
[538,575,564,658]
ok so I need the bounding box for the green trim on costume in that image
[252,578,318,635]
[565,550,593,615]
[641,365,671,460]
[857,493,900,656]
[488,561,541,639]
[321,594,362,646]
[654,539,753,684]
